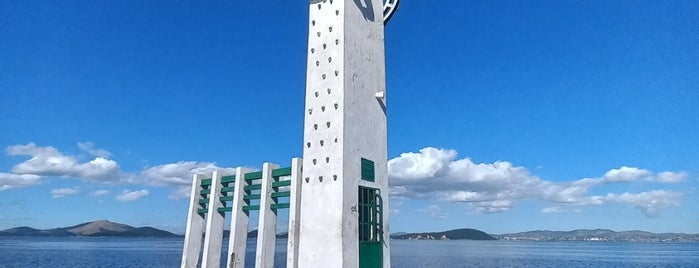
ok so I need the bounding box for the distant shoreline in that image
[391,228,699,243]
[3,220,698,242]
[0,220,180,238]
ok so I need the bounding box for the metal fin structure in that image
[383,0,400,25]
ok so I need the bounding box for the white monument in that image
[180,1,398,267]
[299,1,399,267]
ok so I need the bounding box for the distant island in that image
[0,220,179,238]
[494,229,699,243]
[391,228,496,240]
[0,220,288,239]
[390,228,699,242]
[4,221,698,243]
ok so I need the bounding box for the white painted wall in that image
[226,167,253,268]
[255,163,280,268]
[181,174,206,268]
[202,170,230,268]
[286,158,303,268]
[299,0,390,267]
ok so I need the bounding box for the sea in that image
[0,237,697,268]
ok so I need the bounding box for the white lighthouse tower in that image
[299,0,399,267]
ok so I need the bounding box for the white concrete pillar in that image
[226,167,253,268]
[181,174,206,268]
[286,158,302,268]
[300,0,391,267]
[255,162,280,268]
[202,170,226,268]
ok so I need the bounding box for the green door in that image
[358,186,383,268]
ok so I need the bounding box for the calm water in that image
[0,236,697,267]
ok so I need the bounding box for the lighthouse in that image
[298,0,399,267]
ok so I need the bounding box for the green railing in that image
[197,177,213,214]
[196,167,293,214]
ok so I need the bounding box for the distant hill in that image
[494,229,699,242]
[0,220,179,238]
[391,228,496,240]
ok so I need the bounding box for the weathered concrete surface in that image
[299,0,390,267]
[181,174,206,268]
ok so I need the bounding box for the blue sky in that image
[1,1,697,234]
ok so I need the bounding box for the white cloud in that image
[2,143,689,216]
[473,200,513,213]
[51,187,80,198]
[389,147,548,213]
[2,143,237,199]
[389,148,456,182]
[602,166,651,183]
[389,147,688,217]
[7,143,121,182]
[655,171,687,183]
[168,186,194,200]
[91,189,110,196]
[8,143,78,176]
[66,157,120,180]
[0,173,42,191]
[137,161,236,199]
[416,204,448,219]
[78,142,111,158]
[542,206,563,213]
[116,189,149,202]
[541,206,582,214]
[139,161,232,186]
[605,190,682,217]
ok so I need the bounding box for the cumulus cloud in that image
[3,142,689,215]
[602,166,651,183]
[655,171,687,183]
[8,144,79,176]
[542,206,581,214]
[139,161,233,186]
[417,204,448,219]
[78,142,111,158]
[605,191,682,217]
[116,189,149,202]
[168,186,195,200]
[0,173,42,191]
[2,142,237,199]
[389,147,547,213]
[389,148,455,182]
[51,187,80,198]
[137,161,236,199]
[91,189,110,196]
[389,147,688,217]
[7,143,121,182]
